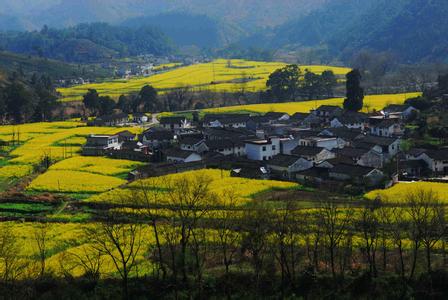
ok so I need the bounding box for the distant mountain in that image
[0,0,329,31]
[264,0,448,63]
[122,12,245,48]
[0,23,173,63]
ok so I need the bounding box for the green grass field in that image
[57,59,351,102]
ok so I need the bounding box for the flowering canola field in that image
[58,59,351,102]
[204,92,422,114]
[365,181,448,203]
[0,121,141,195]
[88,169,299,205]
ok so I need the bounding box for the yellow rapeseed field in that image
[365,181,448,203]
[58,59,351,102]
[88,169,298,205]
[205,92,422,114]
[27,170,127,193]
[49,156,143,176]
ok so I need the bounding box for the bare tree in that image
[359,206,379,276]
[318,202,353,279]
[87,218,143,300]
[407,188,446,274]
[34,222,49,278]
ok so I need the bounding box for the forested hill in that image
[0,23,173,63]
[122,13,245,48]
[265,0,448,63]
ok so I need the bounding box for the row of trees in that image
[1,174,443,298]
[0,72,58,123]
[266,65,338,102]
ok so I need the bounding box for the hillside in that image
[0,23,173,63]
[1,0,329,30]
[122,12,245,48]
[264,0,448,63]
[0,51,112,79]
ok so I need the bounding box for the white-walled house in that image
[205,139,246,156]
[245,137,280,161]
[407,148,448,175]
[354,136,401,162]
[298,136,344,150]
[267,154,313,179]
[291,146,336,163]
[370,119,404,137]
[164,149,202,163]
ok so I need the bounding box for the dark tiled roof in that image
[291,146,326,156]
[295,166,328,177]
[143,129,174,141]
[315,105,342,112]
[205,139,243,150]
[264,112,289,119]
[164,148,199,159]
[384,104,414,113]
[332,112,368,124]
[179,137,204,146]
[159,116,186,124]
[291,112,309,120]
[267,154,302,167]
[116,130,135,137]
[374,118,400,128]
[324,156,356,166]
[357,135,399,146]
[96,113,128,122]
[330,164,376,177]
[203,113,250,123]
[408,148,427,157]
[425,149,448,161]
[335,147,369,158]
[320,128,363,140]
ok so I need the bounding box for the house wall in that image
[358,151,383,168]
[245,140,280,161]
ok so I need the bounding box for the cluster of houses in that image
[82,103,448,190]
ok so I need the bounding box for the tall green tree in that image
[321,70,337,97]
[136,85,158,112]
[83,89,100,115]
[266,65,302,102]
[5,82,36,123]
[343,69,364,112]
[98,96,116,115]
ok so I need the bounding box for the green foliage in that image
[344,69,364,112]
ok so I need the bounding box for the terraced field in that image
[365,181,448,203]
[58,59,351,102]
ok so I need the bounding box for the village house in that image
[245,137,281,161]
[330,112,368,130]
[335,147,383,168]
[267,154,313,179]
[141,129,174,149]
[354,135,401,162]
[328,164,384,186]
[311,105,343,123]
[179,137,208,153]
[164,148,202,163]
[369,118,404,137]
[318,128,364,145]
[116,130,135,142]
[132,113,149,124]
[298,136,345,150]
[406,148,448,175]
[82,134,121,156]
[205,139,246,156]
[204,128,256,141]
[291,146,336,163]
[89,113,129,127]
[202,114,249,129]
[383,104,418,120]
[159,116,190,131]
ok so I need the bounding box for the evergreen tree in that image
[343,69,364,112]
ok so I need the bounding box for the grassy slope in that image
[57,59,351,102]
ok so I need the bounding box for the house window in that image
[272,145,276,151]
[263,156,267,160]
[262,146,266,151]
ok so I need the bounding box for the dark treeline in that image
[0,174,447,299]
[0,71,59,123]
